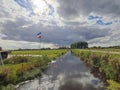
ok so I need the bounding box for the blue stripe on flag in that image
[37,32,41,35]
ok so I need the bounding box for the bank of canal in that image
[16,52,105,90]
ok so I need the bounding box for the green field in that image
[0,49,67,90]
[72,49,120,90]
[11,49,67,60]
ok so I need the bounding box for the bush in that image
[89,53,101,67]
[0,84,15,90]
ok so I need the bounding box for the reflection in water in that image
[59,82,103,90]
[16,52,105,90]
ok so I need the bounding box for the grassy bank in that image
[0,49,67,90]
[71,49,120,90]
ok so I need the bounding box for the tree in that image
[70,41,88,49]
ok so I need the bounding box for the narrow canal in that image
[16,52,105,90]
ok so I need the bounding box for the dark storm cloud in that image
[76,28,109,40]
[1,18,36,41]
[64,21,86,26]
[1,18,109,46]
[57,0,120,19]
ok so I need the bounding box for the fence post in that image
[0,52,4,66]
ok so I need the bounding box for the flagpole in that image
[39,38,41,50]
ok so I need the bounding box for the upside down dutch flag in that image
[37,32,42,39]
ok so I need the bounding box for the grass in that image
[0,49,67,90]
[107,80,120,90]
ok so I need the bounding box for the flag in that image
[37,32,42,39]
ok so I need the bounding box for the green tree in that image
[71,41,88,49]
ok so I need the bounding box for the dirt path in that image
[89,50,120,55]
[8,54,42,58]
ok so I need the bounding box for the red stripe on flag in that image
[37,36,42,39]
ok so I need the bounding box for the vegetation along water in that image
[0,49,67,90]
[72,49,120,90]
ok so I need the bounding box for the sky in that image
[0,0,120,50]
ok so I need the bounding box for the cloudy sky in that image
[0,0,120,50]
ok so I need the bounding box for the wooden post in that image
[0,52,4,66]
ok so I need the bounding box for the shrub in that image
[0,68,10,85]
[0,84,15,90]
[89,53,101,67]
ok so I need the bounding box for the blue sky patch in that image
[14,0,34,14]
[88,15,102,20]
[88,15,113,26]
[96,20,112,26]
[48,5,55,16]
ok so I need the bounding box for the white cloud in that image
[0,39,57,50]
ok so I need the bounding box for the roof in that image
[0,51,10,53]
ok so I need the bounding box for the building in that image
[0,51,9,60]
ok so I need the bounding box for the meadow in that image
[72,49,120,90]
[0,49,67,90]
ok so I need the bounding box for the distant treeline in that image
[70,41,88,49]
[90,46,120,49]
[108,46,120,49]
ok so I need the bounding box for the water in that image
[16,52,105,90]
